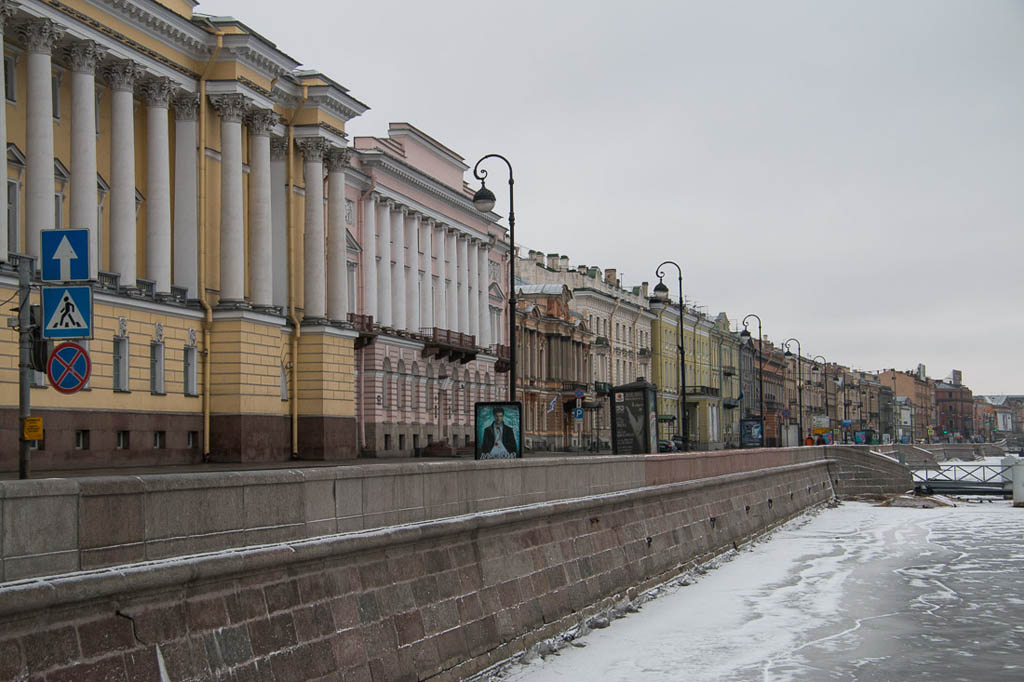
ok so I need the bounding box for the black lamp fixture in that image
[653,263,686,451]
[472,154,515,403]
[740,313,764,447]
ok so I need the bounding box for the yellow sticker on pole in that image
[23,416,43,441]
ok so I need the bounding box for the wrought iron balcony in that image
[562,382,588,394]
[420,328,477,364]
[723,397,740,408]
[593,336,609,347]
[348,313,378,349]
[594,381,612,395]
[686,385,720,397]
[638,347,652,358]
[722,364,737,376]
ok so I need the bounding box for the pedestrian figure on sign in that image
[59,295,78,328]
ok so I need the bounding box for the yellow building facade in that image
[0,1,507,470]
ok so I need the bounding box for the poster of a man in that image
[475,402,522,459]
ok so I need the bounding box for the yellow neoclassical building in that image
[0,0,508,470]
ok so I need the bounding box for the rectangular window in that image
[187,431,198,449]
[75,430,90,450]
[116,430,129,450]
[4,56,14,103]
[280,363,289,401]
[153,431,166,449]
[51,73,60,119]
[399,434,405,451]
[183,346,197,396]
[113,336,129,392]
[150,342,165,394]
[7,180,19,254]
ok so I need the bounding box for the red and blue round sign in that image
[47,341,91,394]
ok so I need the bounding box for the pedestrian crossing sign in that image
[41,286,93,340]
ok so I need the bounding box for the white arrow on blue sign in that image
[42,286,92,340]
[41,229,90,282]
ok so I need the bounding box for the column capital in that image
[172,92,199,121]
[140,76,173,107]
[421,216,435,228]
[325,147,351,172]
[103,59,144,92]
[270,136,288,161]
[65,40,101,73]
[297,137,330,162]
[17,18,63,55]
[380,196,397,209]
[245,108,278,137]
[210,93,248,123]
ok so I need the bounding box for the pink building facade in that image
[345,124,510,455]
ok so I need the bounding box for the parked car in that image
[657,440,677,453]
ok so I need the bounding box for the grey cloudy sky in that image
[207,0,1024,394]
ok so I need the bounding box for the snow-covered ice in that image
[489,501,1023,682]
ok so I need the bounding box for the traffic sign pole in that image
[17,257,32,479]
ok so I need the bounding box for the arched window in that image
[411,363,420,411]
[426,365,434,413]
[381,358,392,410]
[397,360,407,411]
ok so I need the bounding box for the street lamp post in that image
[740,314,764,446]
[472,154,516,403]
[811,354,828,442]
[783,338,803,444]
[654,261,687,451]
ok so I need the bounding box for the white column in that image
[247,109,276,308]
[66,40,100,278]
[390,204,406,330]
[360,193,377,320]
[326,148,350,322]
[445,228,457,331]
[270,137,288,308]
[104,59,143,287]
[467,238,479,340]
[420,217,434,330]
[298,137,329,320]
[19,19,62,261]
[435,223,447,331]
[211,94,248,303]
[172,94,199,297]
[406,211,420,334]
[0,4,13,261]
[141,77,172,294]
[478,244,490,348]
[376,198,392,327]
[457,234,469,334]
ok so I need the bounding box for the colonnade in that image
[519,329,588,384]
[361,194,491,347]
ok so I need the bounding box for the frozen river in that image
[492,501,1023,682]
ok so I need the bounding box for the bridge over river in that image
[0,446,911,681]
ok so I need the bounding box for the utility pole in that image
[16,256,33,479]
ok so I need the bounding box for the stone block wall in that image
[827,446,914,497]
[0,462,833,682]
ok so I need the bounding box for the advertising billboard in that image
[474,402,523,459]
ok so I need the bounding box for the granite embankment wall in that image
[0,447,910,681]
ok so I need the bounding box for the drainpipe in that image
[285,85,309,457]
[198,32,223,459]
[356,181,376,452]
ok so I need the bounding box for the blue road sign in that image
[573,407,584,420]
[574,389,585,399]
[42,286,92,340]
[41,229,89,282]
[47,342,91,394]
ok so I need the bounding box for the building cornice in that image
[84,0,212,59]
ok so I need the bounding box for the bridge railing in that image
[909,463,1012,484]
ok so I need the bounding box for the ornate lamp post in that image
[783,337,803,444]
[472,154,515,402]
[653,261,687,451]
[740,314,764,446]
[811,354,829,442]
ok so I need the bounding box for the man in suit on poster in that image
[481,406,519,458]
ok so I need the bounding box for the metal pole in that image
[741,313,763,447]
[656,261,686,451]
[18,256,32,479]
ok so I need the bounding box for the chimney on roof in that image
[605,268,617,285]
[560,255,569,270]
[577,265,587,275]
[533,252,544,266]
[641,281,649,298]
[547,253,560,270]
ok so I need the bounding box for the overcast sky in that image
[206,0,1023,395]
